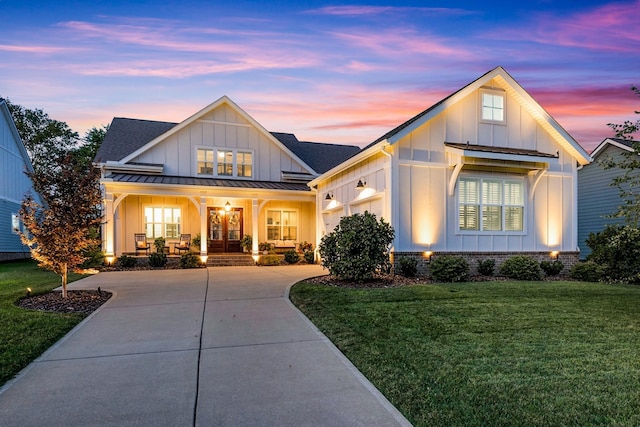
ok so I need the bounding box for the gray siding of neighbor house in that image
[578,144,628,259]
[0,199,30,260]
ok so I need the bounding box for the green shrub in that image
[241,234,253,252]
[586,225,640,283]
[319,211,395,282]
[398,256,418,277]
[304,250,315,264]
[284,249,300,264]
[117,254,137,268]
[299,241,313,253]
[179,252,201,268]
[192,233,201,248]
[499,255,542,280]
[570,261,604,282]
[258,254,280,266]
[81,227,104,268]
[540,260,564,276]
[259,242,272,252]
[148,252,167,267]
[430,255,470,282]
[154,237,166,253]
[477,259,495,276]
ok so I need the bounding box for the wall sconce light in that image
[356,178,367,190]
[225,201,231,212]
[325,192,334,200]
[424,251,433,263]
[550,251,559,260]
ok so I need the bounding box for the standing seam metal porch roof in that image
[107,173,312,191]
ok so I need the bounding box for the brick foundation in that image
[392,251,580,277]
[0,252,32,262]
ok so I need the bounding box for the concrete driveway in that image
[0,266,411,426]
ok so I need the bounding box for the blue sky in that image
[1,0,638,151]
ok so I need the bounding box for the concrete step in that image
[206,254,256,267]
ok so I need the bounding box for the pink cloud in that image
[305,5,475,17]
[0,44,81,54]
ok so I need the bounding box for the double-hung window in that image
[458,177,524,232]
[266,209,298,241]
[196,147,253,178]
[145,207,181,239]
[237,151,252,177]
[197,149,214,175]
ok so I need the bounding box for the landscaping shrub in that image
[586,225,640,283]
[179,252,201,269]
[477,258,495,276]
[258,254,280,266]
[570,261,604,282]
[284,249,299,264]
[298,241,313,253]
[430,255,470,282]
[81,227,104,268]
[398,256,418,277]
[540,260,564,276]
[319,211,395,282]
[117,254,137,268]
[304,250,315,264]
[153,237,166,253]
[148,252,167,267]
[499,255,542,280]
[259,242,272,252]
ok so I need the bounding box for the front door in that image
[208,207,243,253]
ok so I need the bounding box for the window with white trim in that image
[458,177,524,232]
[197,149,214,175]
[217,150,233,176]
[144,207,181,239]
[237,151,253,177]
[266,209,298,241]
[196,147,254,178]
[481,90,505,123]
[11,213,20,234]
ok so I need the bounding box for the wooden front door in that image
[207,207,243,253]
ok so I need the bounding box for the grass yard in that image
[290,280,640,426]
[0,260,86,386]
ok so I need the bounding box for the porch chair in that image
[134,233,151,255]
[173,234,191,255]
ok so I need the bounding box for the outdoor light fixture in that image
[225,201,231,212]
[356,178,367,190]
[200,255,208,264]
[424,251,433,263]
[325,192,333,200]
[26,287,31,297]
[550,251,559,260]
[105,256,115,266]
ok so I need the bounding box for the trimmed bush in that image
[430,255,470,283]
[570,261,604,282]
[586,225,640,283]
[284,249,300,264]
[499,255,542,280]
[398,256,418,277]
[179,252,201,268]
[117,254,137,268]
[319,211,394,282]
[258,254,280,266]
[477,259,495,276]
[148,252,168,267]
[540,260,564,276]
[304,250,315,264]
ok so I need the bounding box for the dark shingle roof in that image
[271,132,360,174]
[94,117,178,163]
[109,173,311,191]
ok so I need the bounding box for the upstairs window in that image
[196,147,254,178]
[481,90,505,123]
[217,150,234,176]
[237,151,253,177]
[197,149,214,175]
[458,177,524,232]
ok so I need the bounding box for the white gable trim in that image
[0,100,34,175]
[590,138,636,159]
[119,96,318,175]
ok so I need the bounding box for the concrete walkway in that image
[0,266,411,427]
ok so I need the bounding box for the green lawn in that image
[0,260,86,386]
[290,280,640,426]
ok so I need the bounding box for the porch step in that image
[206,254,256,267]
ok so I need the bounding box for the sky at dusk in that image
[1,0,638,153]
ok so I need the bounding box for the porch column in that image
[252,198,259,255]
[103,190,115,257]
[200,197,207,256]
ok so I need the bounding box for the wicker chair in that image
[173,234,191,255]
[134,233,151,255]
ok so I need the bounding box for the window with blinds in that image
[459,177,524,232]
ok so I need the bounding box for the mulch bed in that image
[17,290,112,315]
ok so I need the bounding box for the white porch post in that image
[103,190,115,257]
[200,196,207,256]
[252,198,259,255]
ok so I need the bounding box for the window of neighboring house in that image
[197,148,214,175]
[237,151,253,178]
[266,209,298,241]
[144,207,181,239]
[217,150,234,176]
[11,213,20,234]
[458,177,524,232]
[481,90,505,123]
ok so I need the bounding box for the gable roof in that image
[590,137,638,159]
[271,132,360,174]
[0,99,35,175]
[360,66,591,164]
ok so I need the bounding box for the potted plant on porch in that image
[241,234,252,253]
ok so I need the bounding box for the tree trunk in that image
[61,263,68,298]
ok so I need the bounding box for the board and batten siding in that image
[129,104,310,181]
[577,144,628,259]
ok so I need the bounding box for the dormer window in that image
[480,89,505,123]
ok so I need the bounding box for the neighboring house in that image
[0,99,37,261]
[309,66,591,274]
[577,138,638,259]
[94,96,359,258]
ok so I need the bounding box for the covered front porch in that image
[101,174,316,259]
